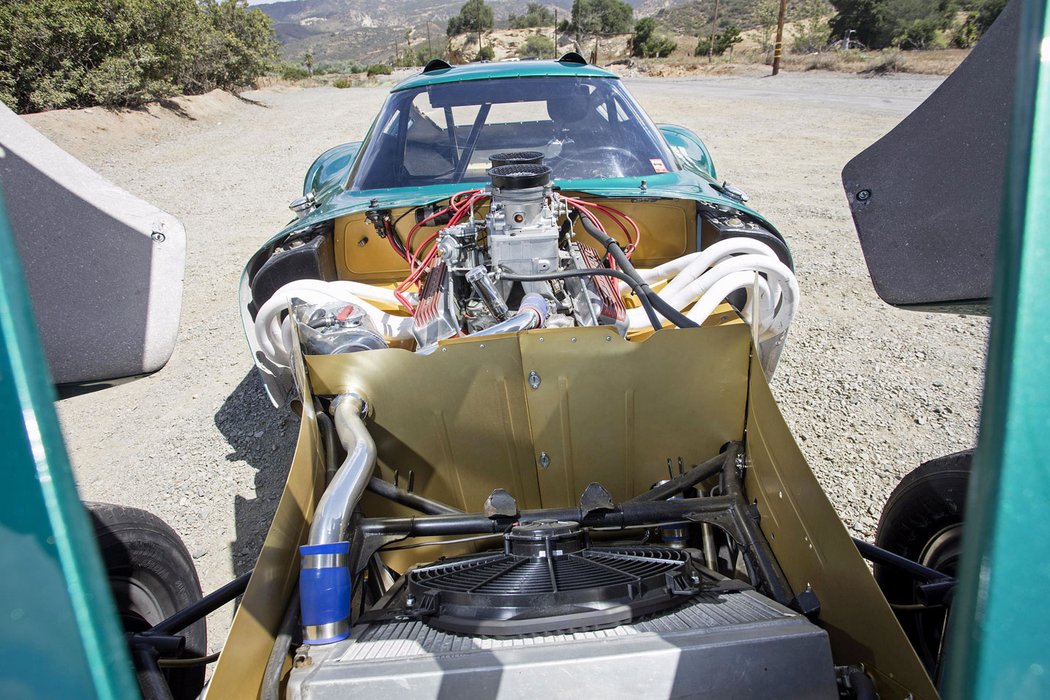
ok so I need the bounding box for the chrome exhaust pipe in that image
[300,392,375,645]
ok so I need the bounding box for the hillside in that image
[652,0,833,35]
[256,0,695,63]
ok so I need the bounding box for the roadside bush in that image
[509,3,555,29]
[518,34,556,58]
[0,0,279,113]
[632,18,677,58]
[474,45,496,61]
[695,26,742,57]
[278,62,309,80]
[891,16,943,49]
[790,0,831,54]
[366,64,392,77]
[333,77,353,88]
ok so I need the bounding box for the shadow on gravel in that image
[215,368,298,576]
[233,93,269,108]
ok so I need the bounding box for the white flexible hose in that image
[623,241,798,339]
[254,280,413,370]
[620,238,780,293]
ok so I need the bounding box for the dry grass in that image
[859,52,913,75]
[615,47,968,79]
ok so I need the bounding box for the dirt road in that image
[29,71,987,650]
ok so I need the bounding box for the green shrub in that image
[695,25,742,56]
[278,62,309,80]
[366,64,392,77]
[333,77,352,88]
[518,34,555,58]
[0,0,279,113]
[474,45,495,61]
[509,3,555,29]
[632,18,676,58]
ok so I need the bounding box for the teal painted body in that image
[389,59,619,92]
[0,188,139,699]
[944,0,1050,697]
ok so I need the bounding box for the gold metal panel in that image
[517,325,749,504]
[561,195,696,267]
[306,335,543,513]
[333,198,695,283]
[744,353,939,700]
[307,324,749,515]
[334,212,410,282]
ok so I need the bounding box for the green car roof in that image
[392,58,619,92]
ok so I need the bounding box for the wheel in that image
[87,502,207,700]
[873,450,971,678]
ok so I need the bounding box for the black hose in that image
[575,214,699,329]
[848,668,877,700]
[260,586,300,700]
[500,268,662,332]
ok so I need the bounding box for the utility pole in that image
[554,9,558,58]
[427,20,433,58]
[772,0,788,75]
[477,1,483,54]
[707,0,720,62]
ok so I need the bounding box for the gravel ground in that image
[30,71,987,651]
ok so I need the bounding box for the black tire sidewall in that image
[87,502,206,700]
[873,450,971,673]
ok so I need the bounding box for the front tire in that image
[873,450,971,678]
[88,502,207,700]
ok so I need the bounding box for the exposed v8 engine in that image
[412,153,627,351]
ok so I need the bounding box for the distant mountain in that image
[254,0,696,63]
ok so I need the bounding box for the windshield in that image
[348,76,678,190]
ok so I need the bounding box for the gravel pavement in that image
[29,71,987,650]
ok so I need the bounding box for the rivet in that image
[605,336,612,341]
[528,371,541,390]
[441,347,448,353]
[479,343,486,349]
[539,337,545,342]
[571,337,577,343]
[538,451,551,470]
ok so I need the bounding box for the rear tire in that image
[87,502,207,700]
[873,450,971,678]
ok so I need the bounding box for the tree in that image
[447,0,494,37]
[632,18,677,58]
[829,0,955,49]
[303,50,314,77]
[792,0,831,53]
[509,3,555,29]
[570,0,633,37]
[694,25,742,56]
[518,34,556,58]
[753,0,780,54]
